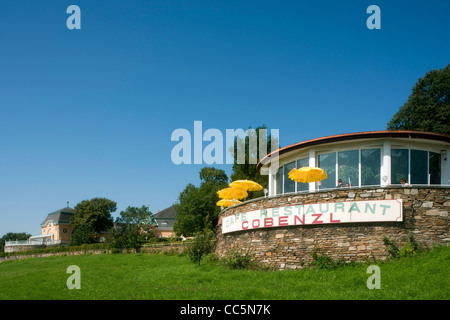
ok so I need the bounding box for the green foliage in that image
[382,236,400,258]
[230,125,276,199]
[69,223,97,245]
[220,248,260,270]
[311,248,347,269]
[387,64,450,134]
[185,230,215,265]
[382,233,420,259]
[71,197,117,237]
[174,167,228,236]
[109,206,154,251]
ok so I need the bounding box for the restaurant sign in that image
[222,199,403,234]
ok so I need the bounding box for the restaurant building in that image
[216,130,450,269]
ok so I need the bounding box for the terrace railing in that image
[5,239,61,246]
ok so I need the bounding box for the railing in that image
[5,239,61,246]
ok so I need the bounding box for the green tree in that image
[70,197,117,245]
[387,64,450,134]
[174,167,228,236]
[0,232,31,252]
[230,125,278,199]
[70,224,96,245]
[110,205,154,251]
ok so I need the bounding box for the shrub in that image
[311,248,346,269]
[185,230,215,265]
[382,233,420,259]
[220,248,261,270]
[382,236,400,258]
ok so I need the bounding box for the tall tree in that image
[230,125,278,199]
[387,64,449,134]
[174,167,228,236]
[70,197,117,244]
[110,205,154,251]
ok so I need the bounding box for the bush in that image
[382,236,399,258]
[382,233,420,259]
[311,248,346,269]
[398,233,420,258]
[185,230,215,265]
[220,248,256,269]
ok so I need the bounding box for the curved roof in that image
[257,130,450,173]
[40,207,74,227]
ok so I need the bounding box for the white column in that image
[381,140,391,186]
[268,165,275,197]
[308,149,316,191]
[442,148,450,185]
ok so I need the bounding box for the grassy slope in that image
[0,246,448,300]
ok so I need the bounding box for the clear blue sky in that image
[1,0,449,236]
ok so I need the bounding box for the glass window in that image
[411,150,428,185]
[283,161,296,193]
[318,152,336,189]
[276,166,283,195]
[361,149,381,186]
[338,150,359,187]
[429,152,441,185]
[391,149,409,184]
[296,157,309,192]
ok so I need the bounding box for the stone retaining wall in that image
[4,244,47,253]
[0,243,187,263]
[0,249,108,263]
[216,186,449,269]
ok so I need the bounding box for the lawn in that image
[0,246,448,300]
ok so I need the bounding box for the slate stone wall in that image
[216,186,449,269]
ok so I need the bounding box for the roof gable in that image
[153,205,177,228]
[153,206,177,219]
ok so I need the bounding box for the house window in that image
[283,161,296,193]
[296,157,309,192]
[338,150,359,187]
[318,152,336,189]
[361,149,381,186]
[429,152,441,184]
[391,149,442,185]
[411,150,428,184]
[274,145,442,195]
[276,167,283,194]
[391,149,409,184]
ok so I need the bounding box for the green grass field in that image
[0,246,448,300]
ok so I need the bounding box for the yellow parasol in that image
[216,199,241,207]
[217,187,248,200]
[229,180,263,192]
[288,167,327,183]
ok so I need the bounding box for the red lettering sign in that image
[264,217,273,227]
[330,212,340,223]
[312,213,323,224]
[279,216,288,226]
[294,215,305,225]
